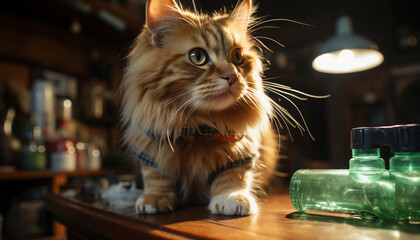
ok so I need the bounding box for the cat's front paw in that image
[208,191,258,216]
[135,193,175,214]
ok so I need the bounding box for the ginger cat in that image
[121,0,278,216]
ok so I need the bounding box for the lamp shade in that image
[313,16,384,74]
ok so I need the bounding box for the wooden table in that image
[45,187,420,240]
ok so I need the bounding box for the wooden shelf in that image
[0,168,133,181]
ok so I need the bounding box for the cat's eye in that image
[231,48,244,65]
[188,48,209,66]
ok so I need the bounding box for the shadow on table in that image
[286,212,420,234]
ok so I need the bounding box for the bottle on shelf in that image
[31,80,56,142]
[50,99,77,171]
[19,114,47,170]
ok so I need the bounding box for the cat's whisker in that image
[275,92,315,141]
[249,25,280,33]
[249,18,314,30]
[278,104,305,136]
[163,95,199,144]
[264,81,331,99]
[167,130,175,152]
[249,96,262,112]
[265,86,308,101]
[254,36,285,48]
[263,81,291,89]
[249,15,267,26]
[268,94,312,140]
[263,95,286,149]
[251,37,273,53]
[249,88,297,133]
[269,98,294,142]
[269,98,295,129]
[273,101,300,130]
[191,0,199,16]
[247,88,268,112]
[252,44,264,54]
[243,90,260,110]
[271,113,284,152]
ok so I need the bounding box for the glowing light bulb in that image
[338,49,354,63]
[312,49,383,74]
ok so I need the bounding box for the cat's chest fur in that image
[139,128,262,203]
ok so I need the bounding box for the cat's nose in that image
[222,73,237,86]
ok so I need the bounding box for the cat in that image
[120,0,279,216]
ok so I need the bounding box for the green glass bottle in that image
[390,152,420,222]
[290,124,420,221]
[290,148,394,218]
[389,125,420,222]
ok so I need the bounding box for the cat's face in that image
[142,0,264,112]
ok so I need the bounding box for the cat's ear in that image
[146,0,181,46]
[228,0,253,38]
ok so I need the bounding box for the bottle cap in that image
[351,124,420,152]
[350,126,390,149]
[391,124,420,152]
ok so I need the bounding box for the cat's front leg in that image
[135,164,176,214]
[209,168,258,216]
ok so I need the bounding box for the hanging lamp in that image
[312,16,384,74]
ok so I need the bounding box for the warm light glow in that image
[92,149,100,158]
[64,99,72,108]
[38,145,46,153]
[313,49,384,74]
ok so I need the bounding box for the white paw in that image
[208,191,258,216]
[135,194,175,214]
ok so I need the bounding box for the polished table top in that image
[45,186,420,240]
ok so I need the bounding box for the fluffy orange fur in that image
[121,0,278,216]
